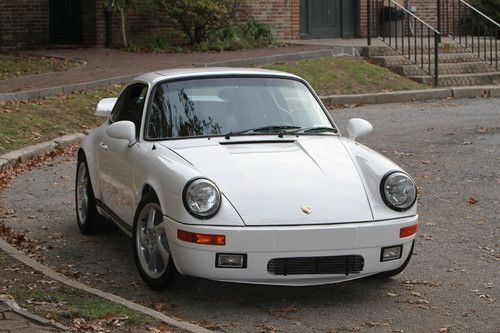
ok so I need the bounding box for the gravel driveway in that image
[1,98,498,332]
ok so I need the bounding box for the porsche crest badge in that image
[301,206,312,214]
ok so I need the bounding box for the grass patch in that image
[0,249,161,329]
[8,287,156,327]
[0,85,122,154]
[0,251,14,265]
[8,286,155,326]
[71,298,156,326]
[0,53,81,81]
[263,57,429,96]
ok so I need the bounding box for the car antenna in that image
[152,143,156,150]
[224,132,233,140]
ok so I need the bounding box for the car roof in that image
[132,67,301,85]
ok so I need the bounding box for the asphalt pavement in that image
[1,98,498,332]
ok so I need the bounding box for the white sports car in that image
[75,68,418,289]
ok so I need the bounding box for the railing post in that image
[437,0,442,42]
[434,32,440,86]
[437,0,441,32]
[367,0,372,46]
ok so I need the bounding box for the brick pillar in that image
[358,0,368,37]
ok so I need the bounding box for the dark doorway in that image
[300,0,357,38]
[49,0,82,44]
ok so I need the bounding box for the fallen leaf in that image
[468,197,479,205]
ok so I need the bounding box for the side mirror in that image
[106,121,136,145]
[347,118,373,141]
[96,98,118,118]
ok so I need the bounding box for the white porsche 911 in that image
[75,68,418,289]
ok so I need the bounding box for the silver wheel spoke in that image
[148,247,159,271]
[139,228,148,247]
[156,236,170,264]
[146,208,157,230]
[150,220,166,233]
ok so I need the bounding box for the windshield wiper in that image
[289,126,338,134]
[224,125,300,139]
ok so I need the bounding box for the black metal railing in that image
[368,0,441,86]
[437,0,499,70]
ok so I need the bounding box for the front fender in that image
[133,143,245,227]
[341,138,418,221]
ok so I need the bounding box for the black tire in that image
[371,241,415,279]
[133,192,179,290]
[75,154,102,234]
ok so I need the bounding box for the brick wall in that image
[0,0,49,50]
[1,0,461,50]
[409,0,438,28]
[87,0,177,48]
[241,0,300,40]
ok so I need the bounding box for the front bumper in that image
[165,215,418,286]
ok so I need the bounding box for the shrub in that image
[243,18,274,45]
[152,0,239,45]
[197,19,282,52]
[470,0,500,24]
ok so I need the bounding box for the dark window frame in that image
[109,83,148,138]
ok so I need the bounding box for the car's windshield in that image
[145,77,335,140]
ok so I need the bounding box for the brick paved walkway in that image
[0,45,327,93]
[0,303,64,333]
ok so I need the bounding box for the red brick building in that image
[0,0,440,50]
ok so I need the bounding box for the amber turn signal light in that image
[177,229,226,245]
[400,224,418,238]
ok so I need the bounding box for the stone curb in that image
[321,88,452,106]
[0,74,137,104]
[30,50,88,72]
[0,239,212,333]
[0,298,70,332]
[193,46,362,68]
[320,85,500,106]
[0,133,86,171]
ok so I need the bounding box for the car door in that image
[98,83,148,225]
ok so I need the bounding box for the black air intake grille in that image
[267,255,364,276]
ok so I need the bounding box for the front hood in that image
[161,136,373,226]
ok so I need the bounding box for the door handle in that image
[99,142,108,151]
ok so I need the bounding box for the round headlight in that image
[380,172,417,211]
[183,178,221,219]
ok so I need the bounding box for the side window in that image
[110,84,148,137]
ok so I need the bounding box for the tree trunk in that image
[120,8,128,48]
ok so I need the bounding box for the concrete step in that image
[394,61,498,76]
[367,42,498,57]
[371,52,496,67]
[409,72,500,86]
[366,43,471,57]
